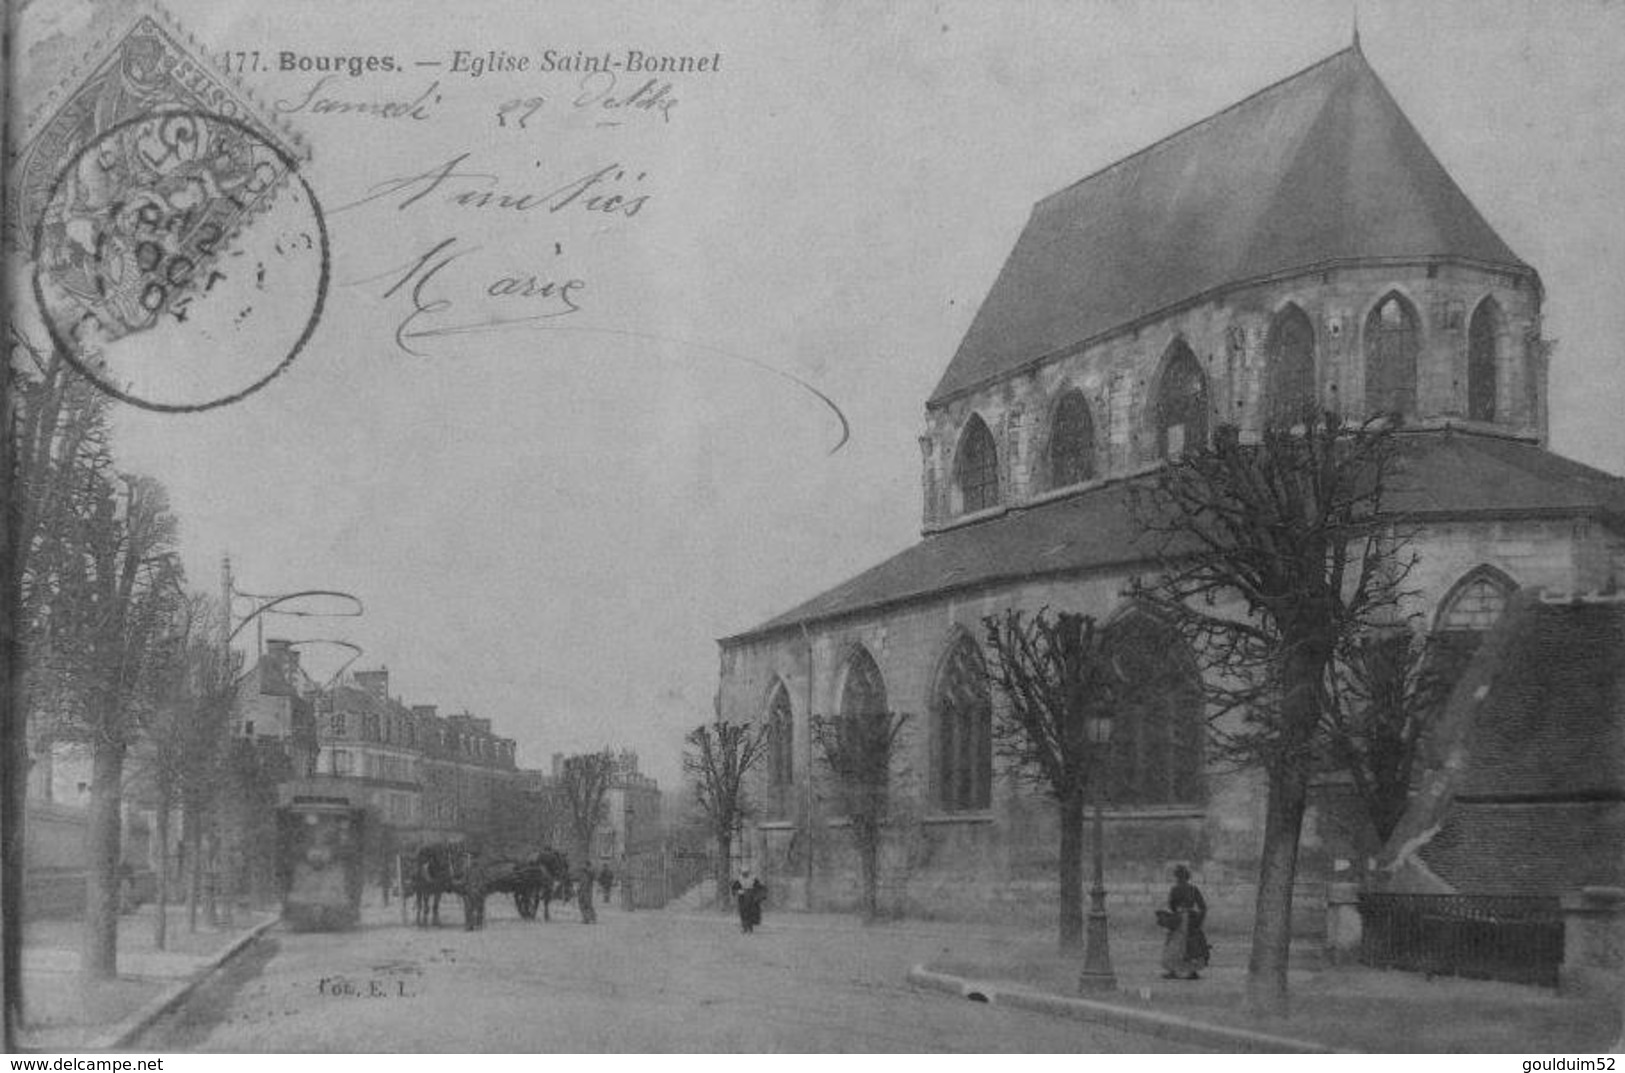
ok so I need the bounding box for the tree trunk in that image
[1058,791,1085,950]
[858,823,879,923]
[1246,758,1310,1018]
[83,742,126,979]
[153,799,170,950]
[714,831,732,912]
[205,832,219,927]
[2,608,24,1032]
[186,817,202,934]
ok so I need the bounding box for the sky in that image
[14,0,1625,790]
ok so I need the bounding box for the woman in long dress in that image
[731,872,766,933]
[1160,865,1210,980]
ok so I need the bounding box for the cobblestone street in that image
[132,900,1192,1052]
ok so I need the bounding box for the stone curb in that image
[87,917,279,1051]
[907,965,1347,1054]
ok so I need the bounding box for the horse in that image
[531,848,573,922]
[405,843,457,927]
[477,855,534,919]
[485,848,572,921]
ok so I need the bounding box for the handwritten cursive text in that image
[333,154,651,217]
[275,75,443,121]
[359,236,587,356]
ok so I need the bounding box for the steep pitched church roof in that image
[930,44,1531,405]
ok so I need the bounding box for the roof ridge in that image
[1349,48,1527,268]
[1036,45,1361,209]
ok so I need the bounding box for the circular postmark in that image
[30,109,329,413]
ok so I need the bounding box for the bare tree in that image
[135,593,235,949]
[8,330,185,977]
[11,327,115,782]
[1129,411,1414,1015]
[1325,624,1450,847]
[811,710,908,923]
[558,749,615,865]
[982,609,1118,951]
[48,473,184,977]
[683,718,767,910]
[3,325,30,1030]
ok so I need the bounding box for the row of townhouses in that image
[22,637,662,915]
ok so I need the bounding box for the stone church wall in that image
[720,517,1592,929]
[923,262,1541,529]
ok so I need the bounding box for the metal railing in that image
[1357,892,1564,987]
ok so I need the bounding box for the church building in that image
[716,40,1625,927]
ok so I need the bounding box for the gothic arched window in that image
[766,680,794,800]
[1468,298,1502,422]
[1105,612,1203,806]
[1156,342,1209,460]
[1365,293,1420,418]
[932,634,992,811]
[1437,567,1514,634]
[1048,390,1096,489]
[840,647,888,720]
[1432,566,1517,688]
[957,415,1000,513]
[1264,305,1317,427]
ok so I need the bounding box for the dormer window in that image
[956,414,1000,512]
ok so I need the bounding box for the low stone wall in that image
[774,855,1325,936]
[754,805,1329,935]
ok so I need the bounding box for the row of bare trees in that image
[691,411,1447,1016]
[684,707,908,923]
[1129,412,1444,1014]
[9,326,250,978]
[989,414,1447,1014]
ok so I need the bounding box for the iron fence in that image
[1357,892,1564,987]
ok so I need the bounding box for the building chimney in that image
[411,705,437,721]
[355,667,389,700]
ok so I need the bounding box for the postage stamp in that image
[15,5,328,412]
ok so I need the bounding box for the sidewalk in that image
[15,904,276,1051]
[910,923,1621,1053]
[13,897,1620,1053]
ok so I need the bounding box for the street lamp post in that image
[1078,713,1117,992]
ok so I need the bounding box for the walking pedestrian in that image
[731,871,766,933]
[1158,864,1210,979]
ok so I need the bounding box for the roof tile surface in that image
[730,433,1624,641]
